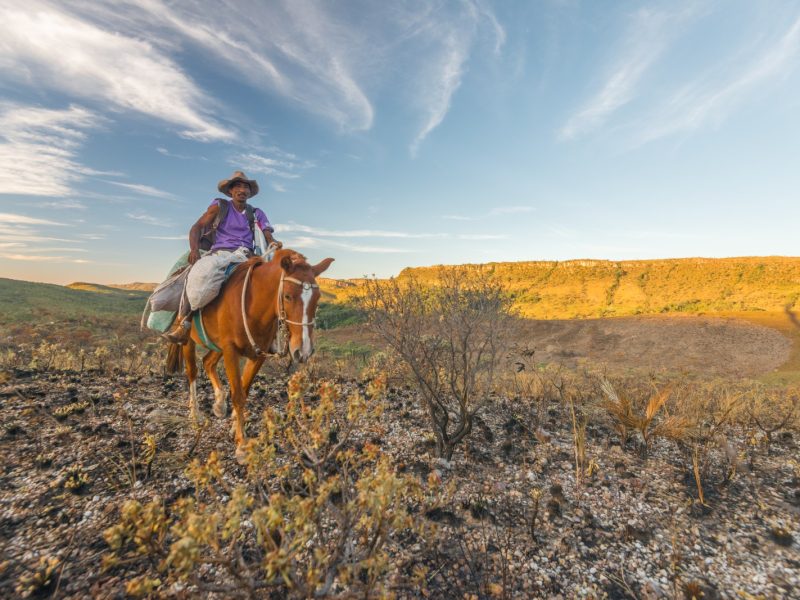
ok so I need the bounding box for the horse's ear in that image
[312,258,334,277]
[280,255,295,273]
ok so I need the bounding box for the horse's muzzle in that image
[291,347,315,363]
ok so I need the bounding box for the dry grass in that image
[599,379,691,455]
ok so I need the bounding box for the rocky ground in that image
[0,365,798,599]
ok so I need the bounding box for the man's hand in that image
[188,249,201,264]
[265,233,282,249]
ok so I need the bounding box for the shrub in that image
[103,371,435,598]
[360,268,514,461]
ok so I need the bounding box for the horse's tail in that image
[165,343,183,373]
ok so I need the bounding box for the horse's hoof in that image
[235,445,248,465]
[213,401,228,419]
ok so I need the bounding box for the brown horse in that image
[166,249,333,460]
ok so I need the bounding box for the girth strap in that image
[193,309,221,352]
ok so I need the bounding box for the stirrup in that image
[163,319,191,344]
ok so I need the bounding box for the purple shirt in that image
[210,199,273,252]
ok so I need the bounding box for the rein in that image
[240,261,319,357]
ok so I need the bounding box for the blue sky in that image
[2,0,800,284]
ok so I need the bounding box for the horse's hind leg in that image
[202,350,227,419]
[182,340,201,423]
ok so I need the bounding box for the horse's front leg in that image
[202,350,227,419]
[182,340,201,423]
[241,356,266,397]
[222,348,247,462]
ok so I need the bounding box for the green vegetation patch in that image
[316,302,366,330]
[314,337,373,360]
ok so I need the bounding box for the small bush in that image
[103,371,436,598]
[360,268,514,461]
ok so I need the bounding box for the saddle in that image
[143,247,275,333]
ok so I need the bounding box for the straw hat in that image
[217,170,259,197]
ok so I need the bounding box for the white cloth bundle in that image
[185,248,249,311]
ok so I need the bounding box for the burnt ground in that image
[1,361,798,599]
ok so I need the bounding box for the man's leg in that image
[164,269,195,344]
[163,291,193,344]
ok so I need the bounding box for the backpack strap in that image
[212,198,229,233]
[245,204,256,237]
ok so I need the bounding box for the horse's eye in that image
[284,294,292,301]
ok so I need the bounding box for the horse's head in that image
[278,252,334,363]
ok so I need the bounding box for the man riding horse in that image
[164,170,281,344]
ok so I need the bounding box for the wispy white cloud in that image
[27,247,89,252]
[231,151,314,180]
[457,233,509,240]
[0,104,101,196]
[126,211,170,227]
[559,5,702,141]
[0,1,231,141]
[618,230,702,240]
[636,15,800,144]
[144,235,185,240]
[275,223,446,239]
[157,147,207,160]
[0,213,90,259]
[547,226,578,239]
[443,205,534,220]
[0,253,90,263]
[40,200,88,210]
[276,222,508,247]
[409,1,505,155]
[410,32,471,156]
[105,181,177,200]
[0,228,77,244]
[51,1,501,149]
[65,0,373,132]
[288,236,410,253]
[0,213,64,226]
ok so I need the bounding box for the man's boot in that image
[164,317,191,344]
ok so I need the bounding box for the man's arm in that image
[262,227,281,248]
[255,208,281,248]
[188,204,220,264]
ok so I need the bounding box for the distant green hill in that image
[0,278,150,347]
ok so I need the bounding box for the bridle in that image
[240,262,319,357]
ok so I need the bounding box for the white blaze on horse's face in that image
[287,280,317,363]
[301,284,314,358]
[280,255,333,364]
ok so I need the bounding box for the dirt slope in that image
[322,314,792,378]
